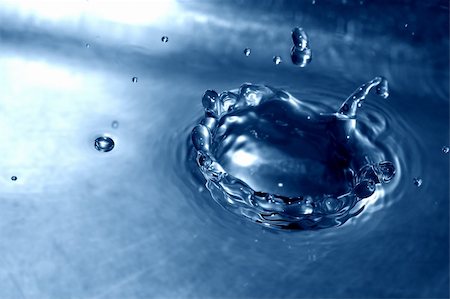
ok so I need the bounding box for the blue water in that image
[0,0,448,298]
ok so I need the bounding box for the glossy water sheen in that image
[0,1,448,298]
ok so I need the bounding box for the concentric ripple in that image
[191,78,396,230]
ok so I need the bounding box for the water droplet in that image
[243,48,251,56]
[191,125,211,152]
[413,177,422,187]
[202,90,219,112]
[11,176,17,181]
[94,136,115,152]
[132,77,138,83]
[442,146,449,154]
[307,115,311,120]
[290,47,312,67]
[111,121,119,129]
[273,56,282,65]
[404,23,408,28]
[161,36,168,43]
[85,43,90,48]
[291,27,311,67]
[411,32,415,36]
[291,27,308,49]
[312,0,316,4]
[277,183,283,187]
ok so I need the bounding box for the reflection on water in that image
[0,0,448,298]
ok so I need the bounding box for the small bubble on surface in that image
[161,36,168,42]
[442,146,449,154]
[111,121,119,129]
[273,56,282,65]
[132,77,138,83]
[413,177,422,187]
[11,176,17,181]
[94,136,115,152]
[244,48,251,56]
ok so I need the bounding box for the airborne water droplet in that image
[132,77,138,83]
[273,56,282,65]
[95,136,115,152]
[161,36,168,42]
[11,176,17,181]
[442,146,449,154]
[413,177,422,187]
[290,27,312,67]
[244,48,251,56]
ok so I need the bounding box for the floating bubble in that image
[442,146,449,154]
[161,36,168,42]
[11,176,17,181]
[132,77,138,83]
[273,56,282,65]
[111,121,119,129]
[94,136,115,152]
[413,177,422,187]
[244,48,251,56]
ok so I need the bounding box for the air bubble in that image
[85,43,90,48]
[413,177,422,187]
[111,121,119,129]
[273,56,282,65]
[161,36,168,43]
[442,146,449,154]
[244,48,251,56]
[132,77,138,83]
[94,136,115,152]
[11,176,17,181]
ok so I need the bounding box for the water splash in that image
[291,27,312,67]
[191,77,396,230]
[95,136,115,152]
